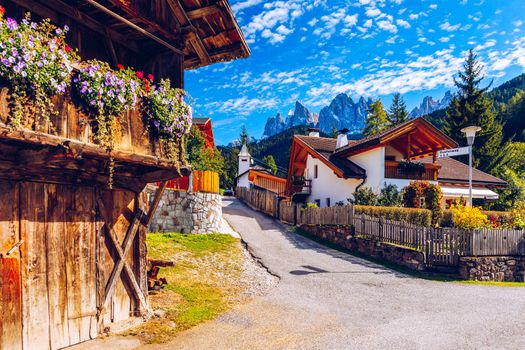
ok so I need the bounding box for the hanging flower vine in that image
[73,60,142,187]
[143,79,192,164]
[0,10,79,128]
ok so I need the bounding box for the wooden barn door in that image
[18,183,97,350]
[0,181,23,350]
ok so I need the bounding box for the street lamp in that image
[461,126,481,206]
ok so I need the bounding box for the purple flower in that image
[6,18,18,31]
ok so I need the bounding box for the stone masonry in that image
[147,185,222,233]
[300,225,426,271]
[459,256,525,282]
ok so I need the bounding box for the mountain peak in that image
[410,91,452,118]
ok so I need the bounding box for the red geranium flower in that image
[147,74,154,82]
[136,71,144,79]
[64,44,72,52]
[117,64,125,70]
[0,6,5,16]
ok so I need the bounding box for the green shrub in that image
[378,183,402,206]
[350,186,378,205]
[354,205,432,227]
[441,210,454,227]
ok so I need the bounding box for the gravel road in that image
[142,197,525,350]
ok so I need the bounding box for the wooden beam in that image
[166,0,211,65]
[9,0,139,52]
[88,0,183,55]
[96,197,150,316]
[186,3,222,20]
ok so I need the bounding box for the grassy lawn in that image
[457,280,525,287]
[126,233,248,344]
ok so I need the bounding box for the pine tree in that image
[364,98,389,137]
[262,155,278,175]
[388,93,409,126]
[443,49,504,171]
[239,125,249,145]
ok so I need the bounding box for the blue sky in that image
[186,0,525,145]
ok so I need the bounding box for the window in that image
[315,199,321,207]
[419,197,426,208]
[326,198,331,207]
[314,164,318,179]
[385,155,395,161]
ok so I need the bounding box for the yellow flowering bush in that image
[511,201,525,229]
[449,201,488,229]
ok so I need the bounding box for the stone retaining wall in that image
[459,256,525,282]
[147,186,222,233]
[300,225,425,271]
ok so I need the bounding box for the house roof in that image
[288,121,506,189]
[334,117,458,158]
[295,136,366,179]
[419,156,507,186]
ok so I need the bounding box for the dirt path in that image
[137,197,525,350]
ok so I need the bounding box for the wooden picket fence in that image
[235,187,525,267]
[469,228,525,256]
[300,206,353,226]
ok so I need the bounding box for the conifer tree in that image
[388,93,409,126]
[239,125,249,145]
[262,155,278,175]
[364,98,389,137]
[443,49,504,170]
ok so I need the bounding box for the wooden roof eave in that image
[294,137,345,178]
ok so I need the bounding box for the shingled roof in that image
[296,136,366,179]
[420,156,507,186]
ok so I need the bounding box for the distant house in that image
[286,118,507,207]
[236,144,287,194]
[167,117,218,192]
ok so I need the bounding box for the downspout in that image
[356,176,367,192]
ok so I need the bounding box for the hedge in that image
[354,205,432,227]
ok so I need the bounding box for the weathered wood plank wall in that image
[0,180,148,350]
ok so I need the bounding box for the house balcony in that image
[384,161,439,181]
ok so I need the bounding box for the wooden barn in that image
[0,1,249,349]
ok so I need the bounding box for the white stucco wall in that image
[237,172,251,188]
[305,155,361,207]
[349,147,385,193]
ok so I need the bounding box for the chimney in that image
[336,128,349,149]
[308,127,320,137]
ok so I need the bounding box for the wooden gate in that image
[0,180,151,350]
[425,228,467,267]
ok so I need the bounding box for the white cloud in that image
[439,37,451,43]
[231,0,265,12]
[377,19,398,33]
[396,19,410,29]
[363,19,373,27]
[440,21,461,32]
[365,7,382,17]
[429,4,438,9]
[409,13,419,20]
[308,18,319,26]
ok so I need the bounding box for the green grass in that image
[126,233,244,344]
[457,280,525,287]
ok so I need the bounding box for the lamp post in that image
[461,126,481,206]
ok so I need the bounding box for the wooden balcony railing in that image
[384,161,439,181]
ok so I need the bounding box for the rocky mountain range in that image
[261,91,455,139]
[262,101,319,138]
[262,94,373,138]
[409,91,453,118]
